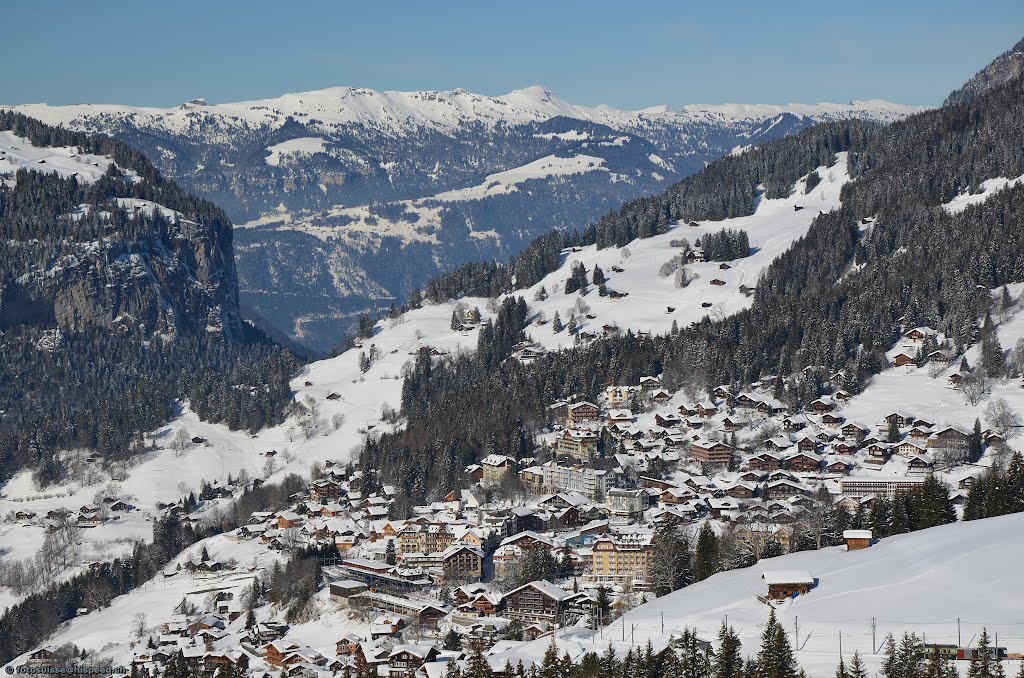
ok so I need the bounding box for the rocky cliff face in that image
[0,113,244,342]
[43,221,241,339]
[945,37,1024,106]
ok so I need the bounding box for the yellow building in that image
[556,428,599,460]
[481,454,516,485]
[589,535,654,586]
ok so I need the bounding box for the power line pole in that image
[871,617,876,653]
[958,618,961,647]
[794,616,799,649]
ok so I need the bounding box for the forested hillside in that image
[366,71,1024,505]
[0,113,297,486]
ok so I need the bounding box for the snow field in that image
[493,512,1024,677]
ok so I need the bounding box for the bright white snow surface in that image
[10,86,926,139]
[519,154,850,350]
[433,154,609,201]
[0,130,117,185]
[942,174,1024,214]
[264,136,328,166]
[492,513,1024,677]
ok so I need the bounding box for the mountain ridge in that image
[945,35,1024,106]
[7,84,926,136]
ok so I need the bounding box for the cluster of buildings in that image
[11,323,1001,678]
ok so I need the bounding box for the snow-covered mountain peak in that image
[8,85,926,139]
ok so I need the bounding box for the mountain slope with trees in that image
[0,113,297,486]
[364,45,1024,505]
[10,88,921,351]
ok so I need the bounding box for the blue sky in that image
[2,1,1022,108]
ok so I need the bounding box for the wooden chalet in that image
[747,452,784,471]
[335,635,362,656]
[655,412,682,428]
[762,570,815,600]
[652,389,672,405]
[387,645,439,677]
[734,392,762,409]
[566,401,600,426]
[809,396,836,413]
[785,452,822,473]
[502,581,572,622]
[893,352,916,367]
[832,441,857,455]
[711,385,733,400]
[722,416,745,432]
[841,422,870,440]
[756,398,787,416]
[825,459,852,474]
[843,529,872,550]
[689,440,732,465]
[904,327,936,343]
[820,412,844,426]
[695,401,719,418]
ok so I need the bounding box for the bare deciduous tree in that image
[132,612,147,639]
[985,397,1022,439]
[963,372,992,406]
[172,428,192,456]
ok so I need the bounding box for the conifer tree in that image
[847,653,867,678]
[755,610,799,678]
[922,647,957,678]
[676,628,712,678]
[713,622,743,678]
[693,523,720,583]
[600,642,619,678]
[967,629,1004,678]
[982,334,1007,378]
[467,646,494,678]
[444,628,462,651]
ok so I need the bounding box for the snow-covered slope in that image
[838,281,1024,434]
[493,513,1024,677]
[433,154,613,201]
[519,155,850,349]
[0,130,122,185]
[943,174,1024,213]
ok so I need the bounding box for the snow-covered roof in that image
[761,569,815,585]
[508,580,573,602]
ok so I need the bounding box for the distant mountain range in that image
[9,87,925,352]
